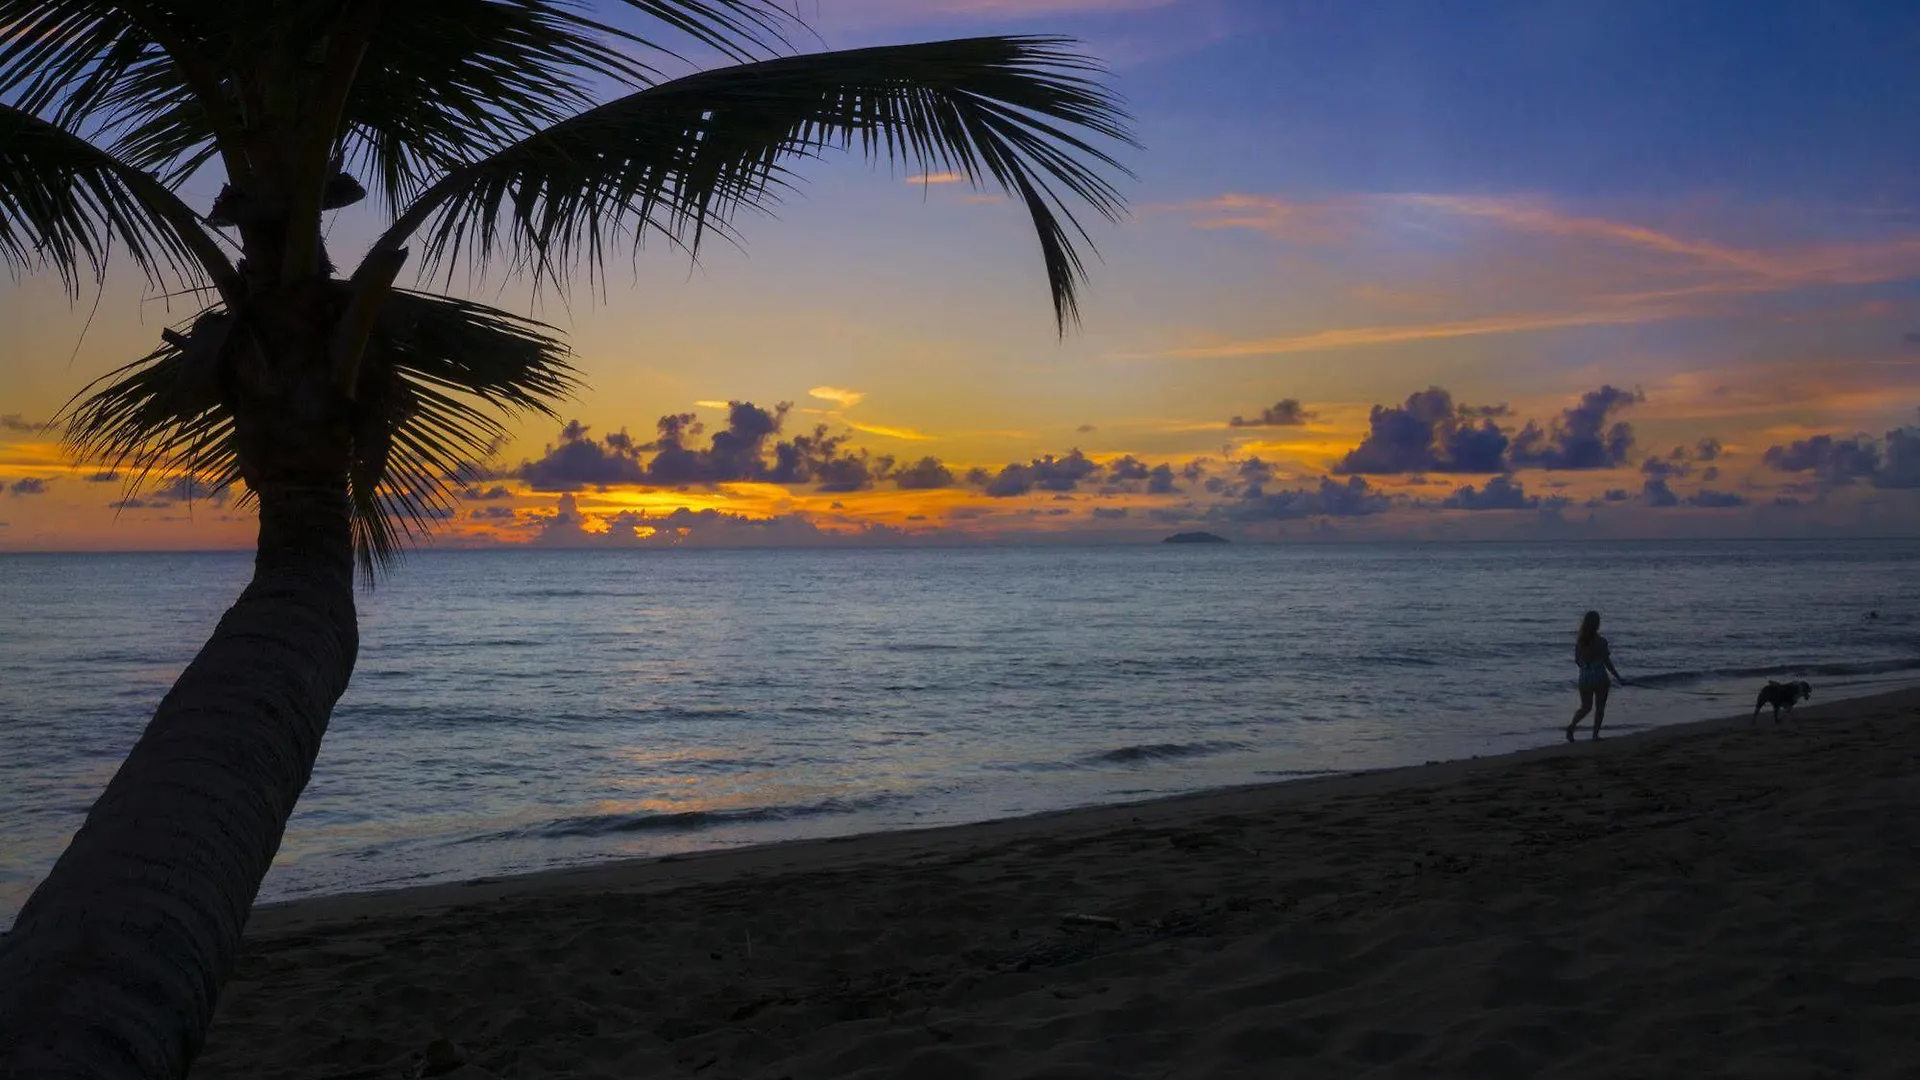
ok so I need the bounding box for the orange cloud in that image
[1398,194,1783,277]
[844,420,937,441]
[1167,192,1920,287]
[1159,193,1360,244]
[808,385,866,408]
[1147,192,1920,360]
[1635,359,1920,426]
[905,172,967,186]
[0,440,74,471]
[1143,306,1675,360]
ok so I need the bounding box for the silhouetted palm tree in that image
[0,2,1131,1074]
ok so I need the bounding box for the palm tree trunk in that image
[0,479,358,1080]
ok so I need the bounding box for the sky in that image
[3,0,1919,550]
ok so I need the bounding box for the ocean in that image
[3,540,1916,927]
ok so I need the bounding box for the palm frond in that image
[55,308,242,512]
[0,101,237,299]
[1,1,240,152]
[372,35,1136,331]
[9,2,798,210]
[60,291,579,581]
[338,1,795,212]
[0,2,164,119]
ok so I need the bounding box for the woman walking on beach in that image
[1567,610,1624,742]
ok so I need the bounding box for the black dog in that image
[1752,680,1812,723]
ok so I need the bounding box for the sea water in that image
[3,540,1915,926]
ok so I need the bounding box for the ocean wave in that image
[1089,740,1248,766]
[1631,658,1920,687]
[468,793,905,842]
[981,739,1251,774]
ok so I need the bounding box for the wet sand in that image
[196,688,1920,1079]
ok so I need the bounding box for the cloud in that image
[471,505,518,521]
[1335,387,1511,475]
[1076,423,1098,434]
[1442,475,1538,511]
[1643,477,1750,509]
[1237,457,1275,487]
[1508,385,1643,470]
[531,495,906,549]
[1762,434,1881,487]
[84,470,120,483]
[6,477,50,496]
[1764,423,1920,490]
[1091,507,1130,520]
[519,421,648,491]
[1147,463,1179,494]
[1641,455,1689,480]
[102,474,227,509]
[1148,308,1667,361]
[1105,455,1152,482]
[649,403,811,487]
[1688,489,1749,508]
[1157,193,1365,245]
[1151,192,1920,363]
[771,423,891,493]
[680,402,784,483]
[1228,399,1314,428]
[1215,475,1390,522]
[1882,427,1920,489]
[149,475,227,505]
[843,420,936,441]
[974,450,1100,497]
[459,485,514,501]
[1,414,46,434]
[808,386,866,408]
[520,406,899,494]
[1173,191,1920,289]
[905,171,967,185]
[1694,438,1724,462]
[1400,194,1779,276]
[892,456,955,489]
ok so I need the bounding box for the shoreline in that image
[246,683,1908,934]
[197,683,1920,1077]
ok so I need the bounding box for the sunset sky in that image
[4,0,1919,550]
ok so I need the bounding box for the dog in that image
[1752,680,1812,724]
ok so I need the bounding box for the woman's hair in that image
[1577,610,1601,646]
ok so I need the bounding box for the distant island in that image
[1162,532,1229,544]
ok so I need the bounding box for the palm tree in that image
[0,2,1131,1075]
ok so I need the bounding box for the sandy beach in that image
[194,689,1920,1079]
